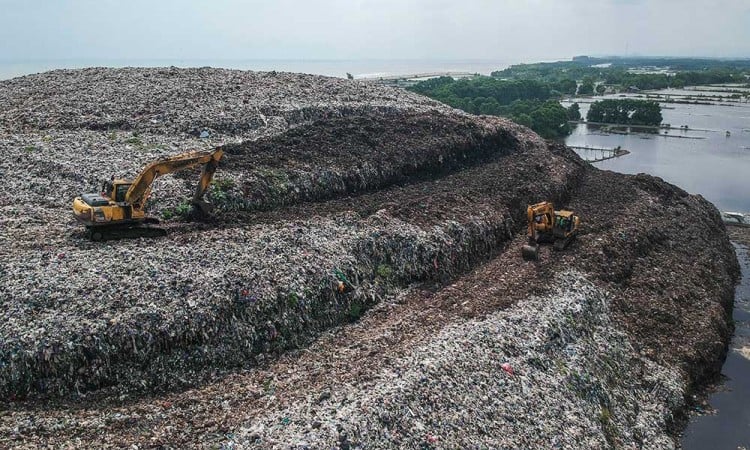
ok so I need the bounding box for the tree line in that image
[407,57,740,138]
[408,76,579,138]
[586,99,662,126]
[492,58,747,93]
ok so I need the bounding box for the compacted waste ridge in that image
[0,68,739,448]
[1,68,574,400]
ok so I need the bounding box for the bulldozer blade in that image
[522,244,540,261]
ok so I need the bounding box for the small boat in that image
[726,130,731,137]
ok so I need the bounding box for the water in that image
[682,245,750,449]
[0,58,514,81]
[563,87,750,212]
[563,88,750,447]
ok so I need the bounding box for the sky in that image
[0,0,749,62]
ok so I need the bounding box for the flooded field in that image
[563,85,750,212]
[565,86,750,447]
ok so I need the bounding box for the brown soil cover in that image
[0,68,739,448]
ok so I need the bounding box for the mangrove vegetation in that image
[586,99,663,126]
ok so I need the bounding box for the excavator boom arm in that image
[125,149,224,208]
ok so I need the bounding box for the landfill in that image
[230,272,685,449]
[0,68,740,448]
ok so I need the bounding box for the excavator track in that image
[86,223,167,241]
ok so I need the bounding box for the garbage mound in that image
[0,68,576,399]
[0,68,740,448]
[231,273,684,449]
[0,67,448,137]
[216,110,520,211]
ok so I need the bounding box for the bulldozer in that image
[72,148,224,241]
[521,201,580,260]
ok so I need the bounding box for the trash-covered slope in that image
[0,165,737,448]
[0,68,739,448]
[0,68,578,399]
[569,171,739,389]
[231,273,684,449]
[216,111,520,211]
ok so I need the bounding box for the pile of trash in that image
[0,67,740,448]
[216,111,521,211]
[0,67,450,139]
[0,68,571,398]
[230,272,685,449]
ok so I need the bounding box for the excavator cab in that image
[113,183,131,203]
[551,210,579,251]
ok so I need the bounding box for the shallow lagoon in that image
[564,88,750,212]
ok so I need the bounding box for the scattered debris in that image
[228,273,685,449]
[0,68,739,448]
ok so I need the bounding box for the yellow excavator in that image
[72,148,224,241]
[521,201,580,260]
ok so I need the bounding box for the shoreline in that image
[682,237,750,448]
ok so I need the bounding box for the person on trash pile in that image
[102,175,114,197]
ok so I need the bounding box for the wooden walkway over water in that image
[568,146,630,163]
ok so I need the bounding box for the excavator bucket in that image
[191,200,215,219]
[521,243,540,261]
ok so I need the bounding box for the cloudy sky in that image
[1,0,748,61]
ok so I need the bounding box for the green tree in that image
[553,79,578,95]
[567,103,581,121]
[577,82,594,95]
[530,101,571,138]
[586,99,662,126]
[512,113,533,129]
[479,98,502,115]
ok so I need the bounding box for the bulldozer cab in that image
[553,210,577,238]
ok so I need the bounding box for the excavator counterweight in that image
[72,148,224,240]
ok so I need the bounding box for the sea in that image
[0,58,515,81]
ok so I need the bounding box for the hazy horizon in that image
[3,55,750,63]
[1,0,748,62]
